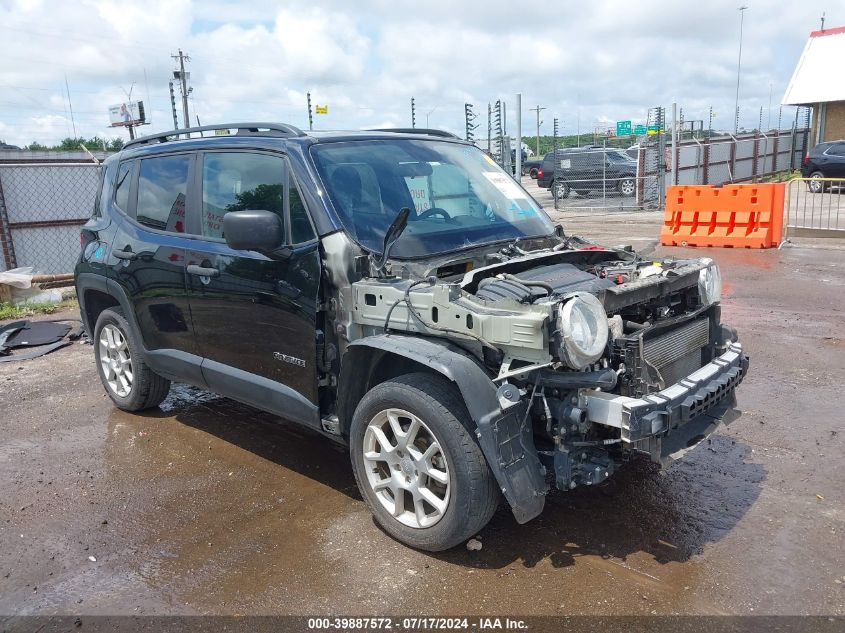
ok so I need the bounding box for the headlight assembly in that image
[698,261,722,305]
[555,293,609,369]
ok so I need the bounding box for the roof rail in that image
[367,128,462,139]
[123,122,306,150]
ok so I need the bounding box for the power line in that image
[64,75,77,138]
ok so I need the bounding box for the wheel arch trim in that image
[339,334,547,523]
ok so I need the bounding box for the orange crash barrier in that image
[660,183,785,249]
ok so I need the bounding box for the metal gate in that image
[784,178,845,239]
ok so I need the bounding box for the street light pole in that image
[734,6,748,134]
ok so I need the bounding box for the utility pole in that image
[487,103,492,153]
[734,6,748,135]
[122,82,136,140]
[172,49,192,135]
[515,94,522,180]
[307,92,313,131]
[411,97,416,128]
[529,105,545,156]
[168,81,179,130]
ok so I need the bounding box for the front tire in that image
[93,307,171,411]
[349,373,499,551]
[618,177,636,197]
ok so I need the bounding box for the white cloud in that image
[0,0,839,147]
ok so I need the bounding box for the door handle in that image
[187,264,220,278]
[112,248,137,261]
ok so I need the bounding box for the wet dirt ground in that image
[1,230,843,616]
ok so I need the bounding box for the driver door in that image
[185,150,321,428]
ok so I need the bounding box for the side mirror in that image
[372,207,410,273]
[223,210,284,252]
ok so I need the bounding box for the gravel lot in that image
[1,187,843,617]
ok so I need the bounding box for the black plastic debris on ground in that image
[0,318,83,362]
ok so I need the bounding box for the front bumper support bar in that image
[580,342,749,443]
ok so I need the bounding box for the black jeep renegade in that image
[76,123,747,551]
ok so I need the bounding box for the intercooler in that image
[642,317,710,387]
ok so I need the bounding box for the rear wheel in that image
[552,180,570,200]
[349,373,499,551]
[808,171,826,193]
[529,167,538,179]
[93,308,170,411]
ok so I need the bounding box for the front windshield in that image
[310,139,554,258]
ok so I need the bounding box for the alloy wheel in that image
[99,324,133,397]
[362,408,450,528]
[619,178,635,196]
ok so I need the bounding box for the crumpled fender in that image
[346,334,547,523]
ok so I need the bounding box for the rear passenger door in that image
[109,153,199,370]
[185,150,321,427]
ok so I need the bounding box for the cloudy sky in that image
[0,0,839,148]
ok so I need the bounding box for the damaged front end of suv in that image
[312,134,748,540]
[346,241,747,522]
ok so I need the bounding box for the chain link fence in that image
[0,155,103,274]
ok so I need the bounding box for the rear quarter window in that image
[136,154,190,233]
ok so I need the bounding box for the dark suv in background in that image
[801,140,845,192]
[75,122,745,551]
[537,147,637,199]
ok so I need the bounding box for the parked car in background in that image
[801,140,845,192]
[521,157,542,178]
[537,147,638,199]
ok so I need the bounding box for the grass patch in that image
[0,298,78,321]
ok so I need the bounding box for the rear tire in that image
[808,171,826,193]
[93,307,171,411]
[349,373,499,551]
[529,167,538,179]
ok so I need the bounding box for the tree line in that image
[0,137,126,152]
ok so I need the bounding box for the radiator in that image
[643,317,710,386]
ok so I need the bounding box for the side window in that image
[828,143,845,157]
[136,155,190,232]
[289,174,316,243]
[93,161,113,217]
[114,161,132,213]
[201,152,285,239]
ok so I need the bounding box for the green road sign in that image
[616,120,632,136]
[647,124,664,135]
[634,124,647,135]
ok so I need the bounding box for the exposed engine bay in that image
[345,240,747,498]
